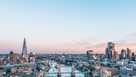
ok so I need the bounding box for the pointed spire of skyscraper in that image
[22,38,27,57]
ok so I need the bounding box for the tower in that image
[105,42,116,60]
[131,52,135,61]
[22,38,28,58]
[127,48,131,59]
[120,49,127,59]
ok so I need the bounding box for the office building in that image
[105,42,116,60]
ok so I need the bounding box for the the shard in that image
[22,38,27,57]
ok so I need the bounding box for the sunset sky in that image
[0,0,136,53]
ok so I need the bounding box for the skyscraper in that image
[120,49,127,59]
[22,38,28,58]
[131,52,135,61]
[105,42,116,60]
[127,48,131,59]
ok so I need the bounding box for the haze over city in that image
[0,0,136,53]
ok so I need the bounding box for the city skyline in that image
[0,0,136,53]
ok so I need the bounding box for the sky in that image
[0,0,136,53]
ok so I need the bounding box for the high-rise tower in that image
[120,49,127,59]
[22,38,28,58]
[105,42,117,60]
[127,48,131,59]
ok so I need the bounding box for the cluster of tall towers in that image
[105,42,133,60]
